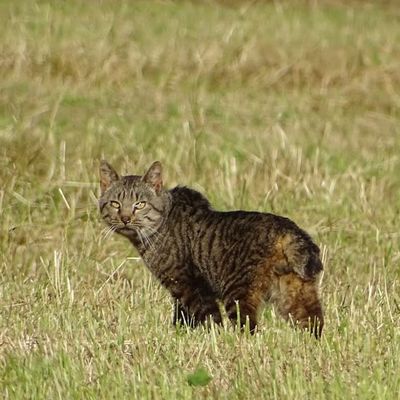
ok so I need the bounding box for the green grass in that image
[1,0,400,398]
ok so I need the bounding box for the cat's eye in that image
[110,201,121,209]
[134,201,146,210]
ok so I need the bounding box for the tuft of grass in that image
[1,1,400,399]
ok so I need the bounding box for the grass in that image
[1,0,400,398]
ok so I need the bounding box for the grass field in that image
[1,0,400,398]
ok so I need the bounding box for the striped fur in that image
[99,161,324,337]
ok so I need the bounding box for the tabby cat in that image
[99,160,324,337]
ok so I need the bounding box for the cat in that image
[99,160,324,337]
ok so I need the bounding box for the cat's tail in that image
[272,233,323,280]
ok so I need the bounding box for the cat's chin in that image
[116,227,136,236]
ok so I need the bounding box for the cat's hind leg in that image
[222,279,265,334]
[170,272,222,328]
[224,296,259,334]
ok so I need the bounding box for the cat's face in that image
[99,161,169,239]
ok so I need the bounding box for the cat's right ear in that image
[99,160,119,194]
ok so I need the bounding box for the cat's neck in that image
[129,188,209,263]
[129,194,173,255]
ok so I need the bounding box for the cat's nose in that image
[121,215,131,225]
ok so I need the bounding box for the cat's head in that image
[98,160,170,239]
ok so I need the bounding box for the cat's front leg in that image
[164,271,222,328]
[172,300,196,327]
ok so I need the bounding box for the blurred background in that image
[1,1,400,398]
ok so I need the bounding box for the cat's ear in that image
[99,160,119,194]
[143,161,163,193]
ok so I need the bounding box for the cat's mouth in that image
[117,226,134,233]
[115,225,143,236]
[109,222,143,236]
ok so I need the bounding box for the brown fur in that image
[99,161,324,337]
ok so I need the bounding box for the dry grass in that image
[1,1,400,399]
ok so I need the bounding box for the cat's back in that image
[240,210,322,279]
[167,186,322,279]
[169,186,212,210]
[198,208,322,280]
[169,187,313,244]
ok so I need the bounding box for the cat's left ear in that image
[143,161,163,193]
[99,160,119,194]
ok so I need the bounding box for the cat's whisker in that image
[143,233,156,251]
[135,228,146,249]
[141,226,162,244]
[102,224,118,241]
[136,226,160,252]
[144,226,161,237]
[104,230,113,241]
[99,226,112,242]
[99,226,110,236]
